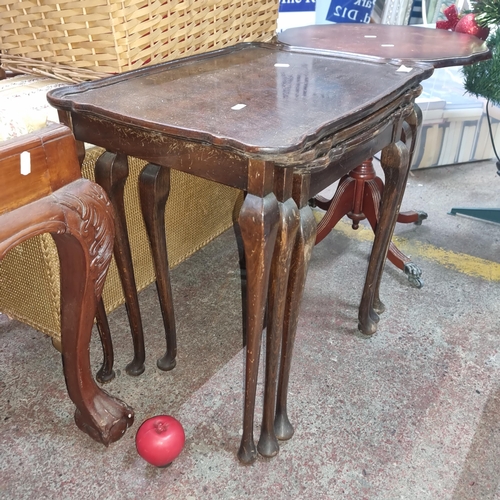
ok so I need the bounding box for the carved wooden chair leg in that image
[258,168,299,458]
[237,165,279,464]
[95,152,146,376]
[54,180,134,445]
[275,173,316,442]
[95,297,116,383]
[358,140,410,336]
[0,179,134,445]
[139,163,177,371]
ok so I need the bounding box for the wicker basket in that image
[0,0,279,82]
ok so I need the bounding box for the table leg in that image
[395,103,426,225]
[370,107,424,308]
[237,191,279,464]
[139,163,177,371]
[394,103,425,224]
[358,139,410,336]
[315,104,425,290]
[275,173,316,441]
[0,179,134,445]
[258,168,300,458]
[359,176,387,313]
[407,103,423,163]
[94,152,146,376]
[95,297,116,383]
[404,108,423,240]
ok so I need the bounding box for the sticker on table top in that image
[381,44,395,47]
[396,65,413,73]
[364,35,377,38]
[274,63,290,68]
[20,151,31,175]
[231,104,247,110]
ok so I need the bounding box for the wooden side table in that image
[0,123,133,445]
[48,43,432,462]
[278,24,491,286]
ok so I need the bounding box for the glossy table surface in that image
[49,43,432,160]
[278,24,491,68]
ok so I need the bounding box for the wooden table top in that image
[278,24,491,68]
[48,43,432,157]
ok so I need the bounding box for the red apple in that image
[135,415,185,467]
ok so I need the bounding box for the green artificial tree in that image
[462,0,500,182]
[438,0,500,222]
[472,0,500,28]
[462,0,500,106]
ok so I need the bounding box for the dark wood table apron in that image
[48,43,432,463]
[278,24,491,286]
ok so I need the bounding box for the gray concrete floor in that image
[1,159,499,499]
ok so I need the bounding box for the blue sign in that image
[279,0,316,13]
[326,0,374,23]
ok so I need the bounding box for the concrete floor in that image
[1,159,499,499]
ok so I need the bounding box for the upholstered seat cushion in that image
[0,75,65,141]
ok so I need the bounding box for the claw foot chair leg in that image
[0,178,134,445]
[54,180,134,444]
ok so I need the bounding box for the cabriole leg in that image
[0,179,135,445]
[275,173,316,441]
[53,180,134,445]
[95,298,115,383]
[237,178,279,464]
[358,140,410,335]
[258,168,300,458]
[139,163,177,371]
[95,152,146,376]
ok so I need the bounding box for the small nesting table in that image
[48,43,432,462]
[0,123,133,445]
[278,24,491,286]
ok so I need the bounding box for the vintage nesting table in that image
[48,43,432,462]
[278,25,491,286]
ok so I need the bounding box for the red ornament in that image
[455,13,490,40]
[436,4,460,30]
[136,415,185,467]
